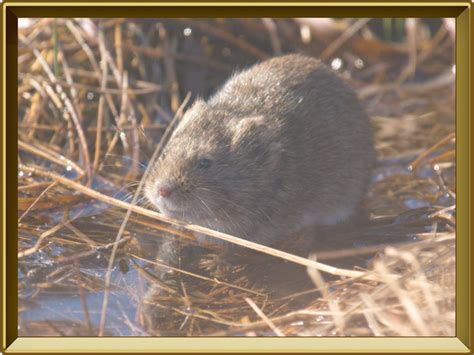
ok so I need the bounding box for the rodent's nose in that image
[159,186,174,198]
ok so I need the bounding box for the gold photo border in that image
[1,1,471,353]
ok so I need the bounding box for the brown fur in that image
[145,54,376,245]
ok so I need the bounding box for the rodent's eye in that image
[197,158,212,169]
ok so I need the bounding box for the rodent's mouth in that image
[146,188,215,225]
[151,196,194,221]
[154,198,184,215]
[152,196,215,226]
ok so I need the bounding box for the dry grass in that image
[18,18,455,336]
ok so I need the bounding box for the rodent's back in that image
[146,54,376,245]
[209,54,375,223]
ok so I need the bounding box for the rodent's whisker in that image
[220,208,250,240]
[121,182,140,189]
[135,195,148,207]
[190,192,217,220]
[191,190,255,240]
[115,191,134,202]
[194,187,263,219]
[102,153,148,169]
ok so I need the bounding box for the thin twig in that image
[31,48,92,182]
[18,221,68,258]
[321,18,370,60]
[132,254,265,297]
[409,133,455,172]
[158,23,180,112]
[183,19,268,60]
[18,182,58,224]
[245,297,284,336]
[93,27,109,173]
[18,140,84,177]
[262,18,282,55]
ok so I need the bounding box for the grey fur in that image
[145,54,376,245]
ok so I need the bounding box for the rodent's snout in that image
[155,181,176,199]
[158,185,174,198]
[147,177,183,216]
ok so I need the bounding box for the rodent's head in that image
[145,99,283,231]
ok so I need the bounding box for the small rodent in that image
[145,54,376,245]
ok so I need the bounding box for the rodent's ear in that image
[230,115,282,169]
[231,115,266,147]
